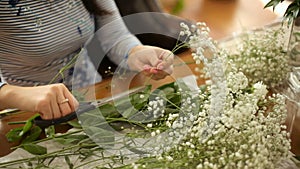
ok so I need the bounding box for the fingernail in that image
[143,65,151,70]
[157,65,164,70]
[150,68,158,74]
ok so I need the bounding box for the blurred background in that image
[93,0,288,78]
[157,0,289,40]
[97,0,286,77]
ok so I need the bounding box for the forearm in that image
[94,0,141,65]
[0,84,22,110]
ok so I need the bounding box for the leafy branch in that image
[265,0,300,25]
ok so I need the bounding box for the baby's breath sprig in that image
[124,22,292,169]
[226,28,290,88]
[48,49,82,85]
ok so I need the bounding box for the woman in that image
[0,0,174,120]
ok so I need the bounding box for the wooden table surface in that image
[1,0,299,157]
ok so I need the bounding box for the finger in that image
[142,70,152,77]
[63,88,79,112]
[51,98,62,119]
[143,65,160,74]
[143,67,160,74]
[56,92,74,118]
[158,70,169,77]
[156,62,173,75]
[35,98,53,120]
[162,58,174,68]
[152,71,169,80]
[156,57,173,72]
[159,50,174,66]
[40,105,53,120]
[149,67,159,74]
[142,68,168,80]
[143,65,152,71]
[58,99,72,117]
[144,48,162,67]
[162,65,174,75]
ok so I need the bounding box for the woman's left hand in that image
[127,45,174,80]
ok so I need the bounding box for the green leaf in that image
[19,120,33,137]
[165,108,180,114]
[45,125,55,138]
[19,113,40,137]
[55,134,89,145]
[172,0,184,14]
[6,127,23,142]
[28,113,40,121]
[79,109,106,127]
[115,85,152,111]
[84,126,114,148]
[47,156,56,166]
[152,81,181,104]
[114,85,152,118]
[98,104,120,118]
[21,126,42,144]
[22,143,47,155]
[129,94,148,111]
[65,156,74,169]
[67,120,82,128]
[122,106,139,119]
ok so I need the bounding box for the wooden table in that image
[2,0,299,158]
[162,0,282,40]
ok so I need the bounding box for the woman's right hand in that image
[0,83,79,120]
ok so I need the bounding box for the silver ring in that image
[59,98,69,104]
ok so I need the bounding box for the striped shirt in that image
[0,0,141,87]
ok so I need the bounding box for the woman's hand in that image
[0,83,79,120]
[127,45,174,80]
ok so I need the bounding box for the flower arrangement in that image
[122,23,292,169]
[0,22,298,169]
[226,28,290,88]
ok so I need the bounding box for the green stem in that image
[8,121,26,125]
[143,74,154,86]
[73,156,121,169]
[173,61,196,67]
[84,117,147,130]
[0,145,97,168]
[172,43,189,54]
[149,92,182,111]
[48,49,80,84]
[11,129,83,150]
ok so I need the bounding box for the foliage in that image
[265,0,300,25]
[172,0,185,14]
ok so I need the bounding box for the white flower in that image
[253,82,268,98]
[166,156,173,161]
[151,132,156,137]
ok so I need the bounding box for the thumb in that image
[144,48,163,67]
